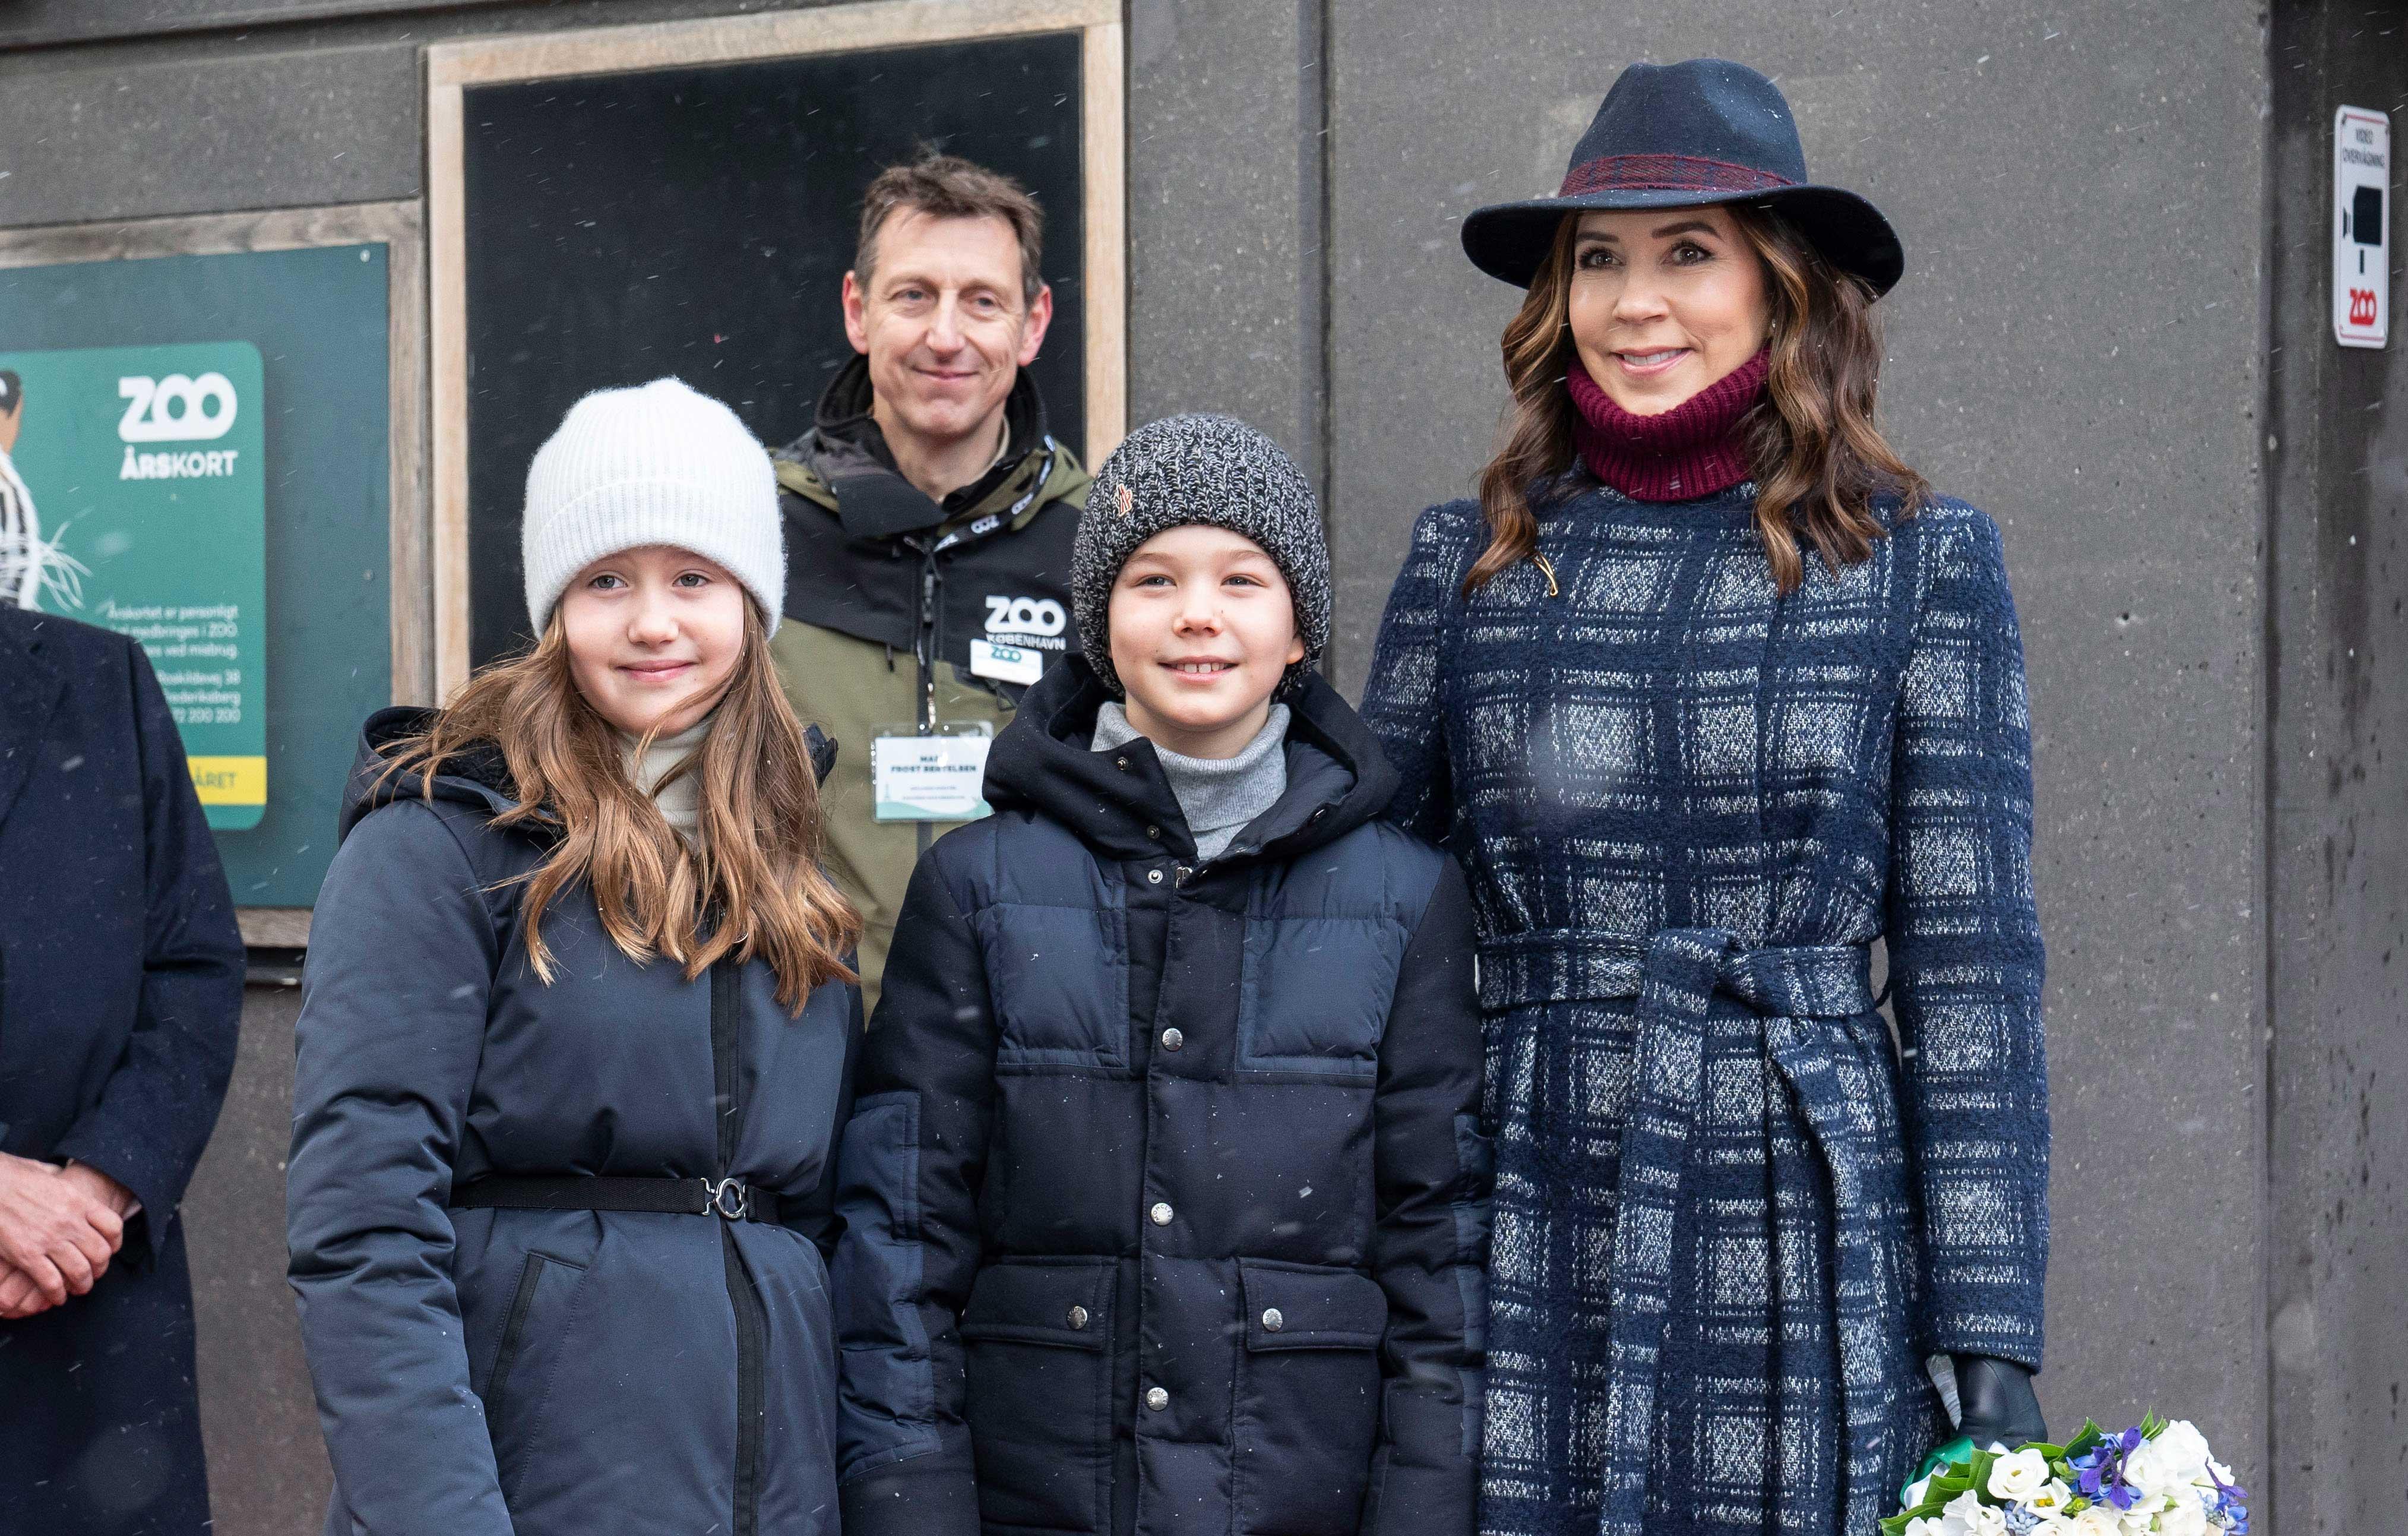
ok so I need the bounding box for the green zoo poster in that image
[1,241,394,909]
[0,342,270,829]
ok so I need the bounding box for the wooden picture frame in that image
[0,202,432,949]
[424,0,1128,700]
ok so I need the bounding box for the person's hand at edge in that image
[0,1152,125,1309]
[1954,1353,2048,1450]
[60,1161,140,1221]
[0,1262,55,1320]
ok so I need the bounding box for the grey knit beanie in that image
[1071,414,1330,698]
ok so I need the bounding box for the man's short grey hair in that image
[855,152,1046,308]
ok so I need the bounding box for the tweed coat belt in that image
[1482,927,1893,1536]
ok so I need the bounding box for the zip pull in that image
[917,549,941,734]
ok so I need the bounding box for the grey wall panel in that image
[0,42,420,229]
[1125,0,1320,498]
[1324,0,2270,1463]
[183,984,330,1536]
[0,0,511,51]
[2265,7,2408,1534]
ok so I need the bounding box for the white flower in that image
[2125,1438,2195,1500]
[2067,1508,2125,1536]
[2023,1478,2077,1515]
[1989,1448,2053,1502]
[2205,1455,2236,1489]
[2026,1520,2074,1536]
[2125,1420,2216,1499]
[1906,1519,1951,1536]
[1945,1490,2008,1536]
[2156,1496,2211,1536]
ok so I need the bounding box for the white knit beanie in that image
[521,378,785,636]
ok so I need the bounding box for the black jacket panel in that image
[833,660,1488,1536]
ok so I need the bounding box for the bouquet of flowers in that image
[1884,1415,2248,1536]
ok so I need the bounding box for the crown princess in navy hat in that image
[1361,53,2057,1536]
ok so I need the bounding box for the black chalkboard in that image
[461,31,1086,664]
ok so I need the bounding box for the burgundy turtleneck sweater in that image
[1564,347,1770,502]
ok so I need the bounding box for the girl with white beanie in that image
[288,378,863,1536]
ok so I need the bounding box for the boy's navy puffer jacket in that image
[287,708,860,1536]
[832,659,1490,1536]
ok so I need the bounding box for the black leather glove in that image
[1953,1354,2048,1449]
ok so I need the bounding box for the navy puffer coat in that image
[831,659,1489,1536]
[287,708,859,1536]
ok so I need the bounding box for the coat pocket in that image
[960,1257,1113,1534]
[478,1251,590,1494]
[1233,1260,1387,1536]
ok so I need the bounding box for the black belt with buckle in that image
[450,1174,782,1224]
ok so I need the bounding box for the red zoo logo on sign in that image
[2349,287,2381,326]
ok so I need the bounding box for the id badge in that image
[872,732,993,822]
[970,636,1045,686]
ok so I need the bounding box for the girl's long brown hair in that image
[378,602,860,1011]
[1466,203,1928,595]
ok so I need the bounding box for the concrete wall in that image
[0,1,2338,1529]
[2265,7,2408,1534]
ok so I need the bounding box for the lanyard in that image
[920,439,1059,559]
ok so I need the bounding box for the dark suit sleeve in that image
[1360,855,1489,1536]
[53,636,243,1264]
[830,850,991,1536]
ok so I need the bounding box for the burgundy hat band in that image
[1558,153,1797,198]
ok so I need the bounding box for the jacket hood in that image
[983,658,1400,866]
[338,705,837,845]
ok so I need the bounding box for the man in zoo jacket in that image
[770,153,1089,1013]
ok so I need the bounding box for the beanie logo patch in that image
[1115,483,1134,517]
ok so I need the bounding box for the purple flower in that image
[2070,1426,2147,1512]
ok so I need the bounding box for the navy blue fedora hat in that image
[1460,58,1904,295]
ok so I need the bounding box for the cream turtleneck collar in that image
[618,713,713,842]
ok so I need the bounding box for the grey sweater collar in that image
[1093,701,1290,862]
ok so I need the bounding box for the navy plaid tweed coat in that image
[1361,483,2049,1536]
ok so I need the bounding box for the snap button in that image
[1160,1027,1184,1052]
[1145,1386,1169,1411]
[1149,1201,1173,1226]
[1115,756,1131,771]
[1066,1304,1090,1330]
[1146,825,1160,840]
[1147,869,1164,885]
[1261,1308,1284,1333]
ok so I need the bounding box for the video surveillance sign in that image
[2334,106,2390,349]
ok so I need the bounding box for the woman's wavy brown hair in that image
[377,601,860,1012]
[1465,204,1928,595]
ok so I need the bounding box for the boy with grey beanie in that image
[830,414,1488,1536]
[1068,413,1333,857]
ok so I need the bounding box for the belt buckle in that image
[704,1176,751,1220]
